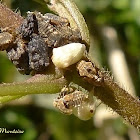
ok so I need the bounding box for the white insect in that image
[53,86,95,120]
[52,43,86,68]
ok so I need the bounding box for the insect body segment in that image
[54,89,88,114]
[54,86,95,120]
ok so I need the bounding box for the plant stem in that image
[0,76,66,97]
[77,60,140,132]
[94,81,140,132]
[0,95,22,104]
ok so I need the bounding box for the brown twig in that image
[77,60,140,132]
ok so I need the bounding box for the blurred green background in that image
[0,0,140,139]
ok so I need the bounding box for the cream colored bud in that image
[52,43,86,68]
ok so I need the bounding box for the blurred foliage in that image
[0,0,140,139]
[0,52,17,83]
